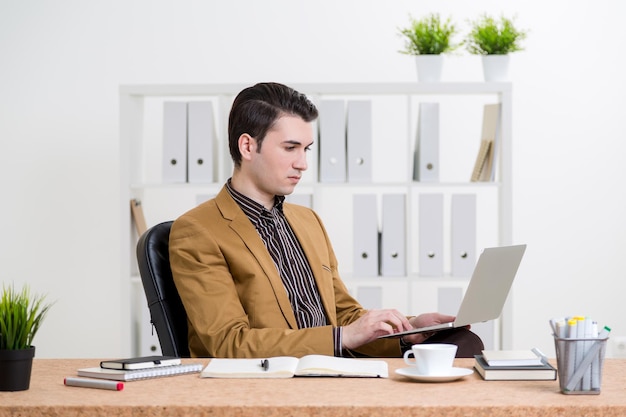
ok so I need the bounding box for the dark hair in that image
[228,82,318,167]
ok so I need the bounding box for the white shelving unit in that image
[119,82,513,356]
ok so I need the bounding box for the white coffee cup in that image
[403,343,458,375]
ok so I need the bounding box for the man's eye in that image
[305,146,312,152]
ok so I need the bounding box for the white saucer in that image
[395,367,474,382]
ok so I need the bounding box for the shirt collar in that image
[226,179,285,222]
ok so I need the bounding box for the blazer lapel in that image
[215,188,299,329]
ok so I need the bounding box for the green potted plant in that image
[0,283,53,391]
[398,13,459,82]
[465,14,528,81]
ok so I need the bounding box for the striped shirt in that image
[226,180,342,355]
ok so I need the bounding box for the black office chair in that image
[136,220,190,358]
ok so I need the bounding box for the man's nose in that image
[294,150,308,171]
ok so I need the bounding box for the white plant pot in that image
[481,55,510,82]
[415,55,443,83]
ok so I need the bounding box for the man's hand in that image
[402,312,456,344]
[342,309,412,350]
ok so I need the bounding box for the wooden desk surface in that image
[1,358,625,417]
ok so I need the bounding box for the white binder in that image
[187,101,216,183]
[318,100,346,182]
[413,102,439,182]
[418,193,443,276]
[380,194,406,276]
[162,101,188,183]
[139,296,162,356]
[352,194,379,277]
[451,194,477,277]
[346,100,372,182]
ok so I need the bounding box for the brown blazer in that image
[169,185,401,358]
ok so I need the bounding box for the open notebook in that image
[379,244,526,339]
[201,355,388,378]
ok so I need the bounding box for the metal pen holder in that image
[553,335,608,395]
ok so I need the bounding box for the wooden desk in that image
[1,358,625,417]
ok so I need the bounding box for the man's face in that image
[247,115,314,200]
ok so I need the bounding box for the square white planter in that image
[415,55,443,82]
[481,55,510,82]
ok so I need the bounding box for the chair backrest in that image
[136,221,190,358]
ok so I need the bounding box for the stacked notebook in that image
[474,349,557,381]
[77,355,203,381]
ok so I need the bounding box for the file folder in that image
[413,103,439,182]
[450,194,477,277]
[352,194,379,277]
[187,101,216,183]
[139,294,162,356]
[418,193,443,276]
[318,100,346,182]
[346,100,372,182]
[162,101,188,183]
[380,194,406,276]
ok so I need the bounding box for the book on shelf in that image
[100,355,181,370]
[130,199,148,236]
[201,354,388,379]
[470,139,492,182]
[481,349,544,367]
[470,103,501,182]
[473,355,557,381]
[77,363,203,381]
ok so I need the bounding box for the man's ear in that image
[238,133,257,161]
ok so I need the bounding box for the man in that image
[169,82,483,358]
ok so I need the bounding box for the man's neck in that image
[229,172,275,210]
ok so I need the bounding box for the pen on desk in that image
[64,377,124,391]
[261,359,269,371]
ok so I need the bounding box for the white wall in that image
[1,0,625,358]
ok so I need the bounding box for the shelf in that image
[120,81,514,355]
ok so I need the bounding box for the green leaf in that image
[398,13,460,55]
[465,14,527,55]
[465,14,528,55]
[0,284,53,350]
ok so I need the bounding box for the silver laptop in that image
[379,244,527,339]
